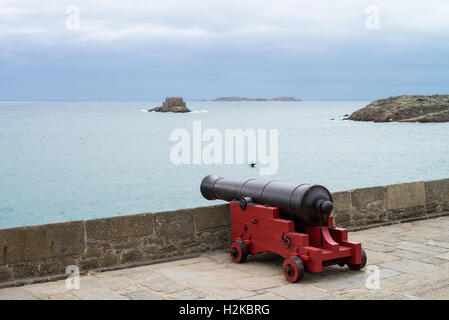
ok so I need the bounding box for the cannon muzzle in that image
[200,175,333,227]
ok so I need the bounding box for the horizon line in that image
[0,98,372,103]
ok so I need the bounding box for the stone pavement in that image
[1,216,449,300]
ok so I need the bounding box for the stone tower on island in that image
[149,97,191,113]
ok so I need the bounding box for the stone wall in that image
[331,179,449,229]
[1,178,449,287]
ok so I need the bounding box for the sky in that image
[1,0,449,100]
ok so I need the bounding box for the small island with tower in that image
[149,97,191,113]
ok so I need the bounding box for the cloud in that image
[1,0,449,47]
[1,0,449,100]
[0,25,48,36]
[76,22,212,42]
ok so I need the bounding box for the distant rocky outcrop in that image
[213,96,300,102]
[348,95,449,122]
[214,97,267,101]
[149,97,191,113]
[270,96,301,101]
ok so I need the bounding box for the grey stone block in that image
[0,266,13,282]
[85,213,154,241]
[331,191,352,227]
[387,181,425,210]
[194,204,229,232]
[387,182,426,221]
[425,178,449,213]
[350,186,388,225]
[0,221,85,265]
[154,208,195,241]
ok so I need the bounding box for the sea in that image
[1,100,448,228]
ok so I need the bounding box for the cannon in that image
[201,175,367,282]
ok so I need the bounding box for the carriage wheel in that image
[347,248,367,270]
[229,240,248,263]
[283,256,305,283]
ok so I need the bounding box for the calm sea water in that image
[1,100,448,228]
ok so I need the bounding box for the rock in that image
[270,97,301,101]
[348,95,449,122]
[149,97,191,113]
[213,96,301,102]
[214,97,268,101]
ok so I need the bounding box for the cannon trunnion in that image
[201,175,367,283]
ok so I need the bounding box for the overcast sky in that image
[1,0,449,100]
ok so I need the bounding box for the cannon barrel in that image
[200,175,334,227]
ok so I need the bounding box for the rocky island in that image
[213,96,301,102]
[348,95,449,122]
[149,97,191,113]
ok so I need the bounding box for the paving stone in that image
[183,261,229,272]
[309,267,401,291]
[100,276,139,292]
[254,289,268,295]
[364,250,400,265]
[426,240,449,249]
[390,249,428,260]
[243,292,286,300]
[49,292,80,300]
[233,275,286,291]
[371,225,409,234]
[370,236,403,246]
[413,217,449,228]
[205,287,255,300]
[201,268,253,282]
[380,259,440,275]
[435,235,449,243]
[0,287,37,300]
[121,289,164,300]
[381,268,449,299]
[435,252,449,261]
[120,269,160,282]
[362,240,395,253]
[23,280,69,298]
[188,279,256,300]
[155,265,204,282]
[421,256,449,265]
[227,260,281,277]
[398,230,443,241]
[396,240,447,253]
[78,276,104,289]
[140,276,186,294]
[397,236,428,244]
[268,284,329,299]
[205,252,231,264]
[330,288,410,300]
[168,289,205,300]
[71,287,126,300]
